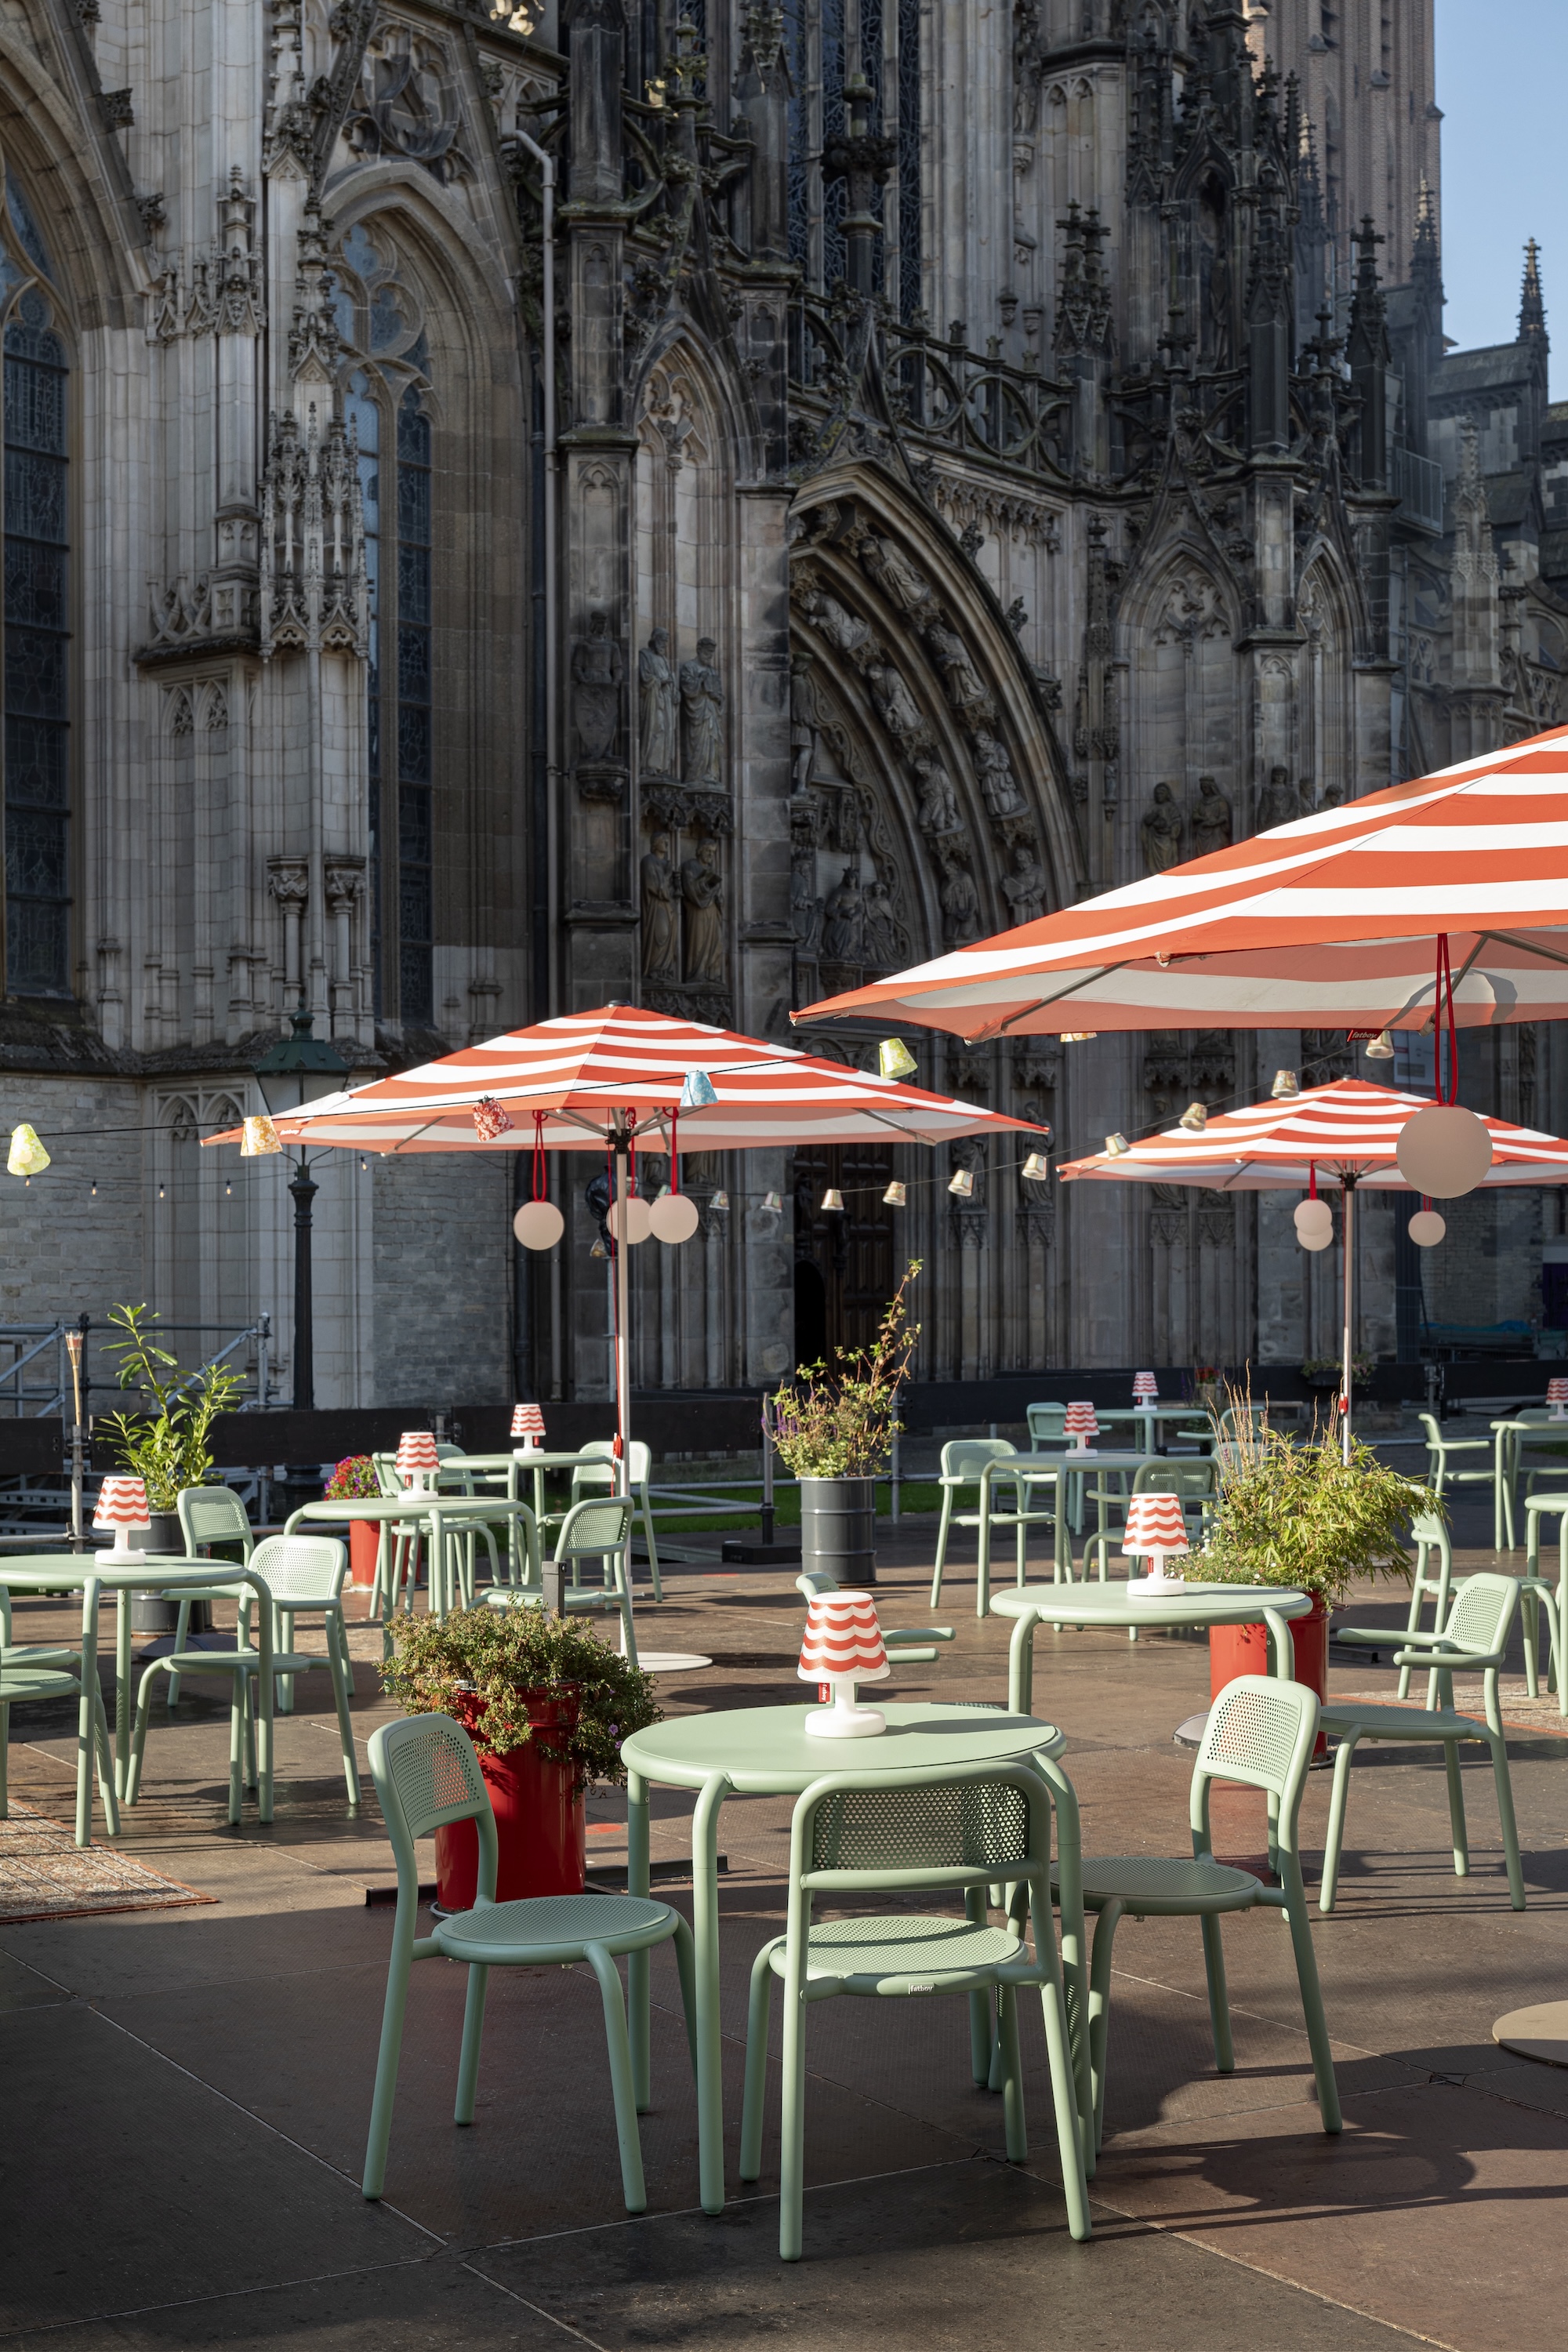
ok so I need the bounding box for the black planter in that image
[131,1509,205,1636]
[799,1475,877,1587]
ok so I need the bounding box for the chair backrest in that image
[1409,1507,1449,1550]
[249,1533,348,1602]
[574,1439,652,1491]
[1417,1413,1443,1447]
[1441,1571,1519,1659]
[940,1438,1017,1480]
[371,1451,403,1497]
[796,1566,837,1599]
[790,1760,1054,1914]
[368,1713,495,1901]
[1218,1403,1269,1436]
[1132,1460,1216,1500]
[1026,1403,1066,1446]
[554,1494,633,1565]
[177,1484,253,1559]
[1193,1675,1317,1833]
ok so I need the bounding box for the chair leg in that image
[667,1913,699,2104]
[324,1634,361,1809]
[1485,1727,1526,1911]
[976,1505,993,1621]
[0,1699,9,1818]
[454,1962,490,2123]
[739,1943,777,2180]
[333,1603,358,1698]
[584,1941,648,2214]
[125,1664,168,1806]
[1276,1859,1342,2132]
[1037,1939,1092,2241]
[641,1496,663,1602]
[931,1491,953,1609]
[1318,1732,1359,1912]
[229,1676,247,1825]
[779,1962,811,2261]
[997,1985,1027,2161]
[168,1596,191,1709]
[1443,1738,1470,1878]
[1199,1912,1234,2073]
[362,1942,416,2198]
[92,1691,120,1838]
[1522,1592,1542,1700]
[1087,1898,1123,2156]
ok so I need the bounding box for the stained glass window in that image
[396,387,433,1026]
[3,288,68,993]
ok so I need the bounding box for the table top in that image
[514,1448,599,1469]
[1014,1450,1161,1475]
[622,1700,1065,1795]
[991,1581,1311,1630]
[288,1494,535,1522]
[0,1552,262,1592]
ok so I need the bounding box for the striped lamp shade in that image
[93,1475,150,1530]
[512,1403,546,1441]
[1063,1399,1099,1439]
[797,1590,890,1686]
[1121,1493,1190,1558]
[1548,1379,1568,1407]
[1132,1372,1158,1402]
[395,1431,441,1483]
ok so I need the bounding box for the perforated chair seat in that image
[434,1891,679,1967]
[1067,1855,1261,1916]
[765,1912,1038,1990]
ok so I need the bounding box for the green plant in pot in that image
[325,1454,383,1589]
[99,1305,245,1628]
[1198,1414,1436,1733]
[771,1261,921,1588]
[381,1606,661,1909]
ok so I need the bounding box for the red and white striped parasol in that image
[793,724,1568,1040]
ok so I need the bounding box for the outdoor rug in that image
[0,1802,216,1926]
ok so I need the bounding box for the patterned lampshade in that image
[1063,1399,1099,1439]
[472,1095,515,1140]
[93,1475,150,1530]
[1121,1493,1190,1558]
[1132,1372,1159,1402]
[512,1403,546,1440]
[797,1590,890,1686]
[1548,1378,1568,1406]
[395,1431,441,1483]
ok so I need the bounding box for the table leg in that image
[114,1588,132,1799]
[1033,1749,1092,2176]
[627,1770,652,2105]
[1007,1609,1038,1716]
[691,1773,731,2215]
[77,1581,98,1847]
[1559,1520,1568,1718]
[253,1577,274,1823]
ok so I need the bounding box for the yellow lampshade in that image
[1178,1102,1207,1131]
[877,1037,917,1081]
[1271,1069,1300,1099]
[6,1123,49,1178]
[240,1115,282,1158]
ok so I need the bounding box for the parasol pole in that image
[1341,1174,1356,1465]
[612,1112,632,1498]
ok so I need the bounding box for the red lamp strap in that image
[1308,1161,1318,1201]
[670,1107,680,1196]
[1436,931,1458,1104]
[532,1110,547,1203]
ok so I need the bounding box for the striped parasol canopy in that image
[203,1004,1042,1154]
[1054,1077,1568,1191]
[793,726,1568,1040]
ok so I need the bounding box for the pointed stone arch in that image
[786,462,1076,1003]
[1119,550,1240,873]
[1296,553,1359,805]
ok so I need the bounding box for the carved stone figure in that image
[1141,781,1185,873]
[803,586,872,656]
[940,849,980,944]
[570,610,622,762]
[865,655,923,739]
[789,650,819,792]
[679,637,724,785]
[862,868,902,967]
[1257,764,1299,832]
[913,750,961,837]
[1318,781,1345,811]
[1191,774,1233,858]
[639,832,679,979]
[926,617,987,713]
[790,845,822,956]
[637,627,678,778]
[972,729,1024,818]
[1000,840,1047,926]
[863,534,933,615]
[822,864,866,963]
[680,838,724,982]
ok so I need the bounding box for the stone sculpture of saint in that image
[972,730,1024,818]
[679,637,724,786]
[637,628,678,779]
[1000,840,1047,926]
[1141,781,1184,873]
[790,847,822,956]
[866,656,923,740]
[1256,764,1298,832]
[913,750,960,837]
[680,839,725,982]
[822,865,866,963]
[864,535,933,616]
[803,587,872,656]
[570,610,622,763]
[639,832,679,979]
[1191,774,1232,858]
[926,617,987,713]
[789,651,818,793]
[862,869,902,968]
[940,851,980,944]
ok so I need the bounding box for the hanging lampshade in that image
[877,1036,917,1081]
[1407,1208,1446,1247]
[882,1180,907,1206]
[1178,1102,1207,1131]
[710,1190,730,1210]
[1363,1031,1395,1060]
[513,1200,565,1250]
[649,1192,700,1243]
[1271,1069,1300,1099]
[1021,1151,1050,1181]
[240,1115,281,1159]
[590,1238,607,1260]
[679,1069,717,1109]
[1396,1103,1494,1199]
[6,1123,49,1178]
[762,1189,783,1212]
[472,1096,515,1140]
[1104,1133,1129,1156]
[820,1187,844,1212]
[948,1167,975,1197]
[1060,1033,1097,1044]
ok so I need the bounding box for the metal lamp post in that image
[255,1004,349,1410]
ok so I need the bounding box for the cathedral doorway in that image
[791,1145,898,1371]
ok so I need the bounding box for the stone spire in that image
[1519,238,1547,345]
[1345,216,1391,492]
[1450,416,1503,753]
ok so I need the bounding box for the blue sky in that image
[1436,0,1565,394]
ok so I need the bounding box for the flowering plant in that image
[771,1261,922,1479]
[380,1606,659,1788]
[325,1454,381,1501]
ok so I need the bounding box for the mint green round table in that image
[990,1581,1312,1715]
[621,1700,1079,2213]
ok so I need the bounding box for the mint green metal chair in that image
[1331,1508,1454,1698]
[1523,1490,1568,1712]
[0,1584,79,1674]
[1418,1411,1494,1510]
[567,1440,663,1601]
[1025,1402,1066,1447]
[1069,1674,1341,2156]
[127,1536,360,1820]
[0,1625,120,1848]
[362,1712,696,2213]
[739,1755,1089,2260]
[484,1494,640,1663]
[1318,1572,1526,1913]
[166,1485,255,1709]
[930,1439,1060,1617]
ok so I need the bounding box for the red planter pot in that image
[348,1519,380,1589]
[1210,1596,1329,1756]
[434,1690,586,1911]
